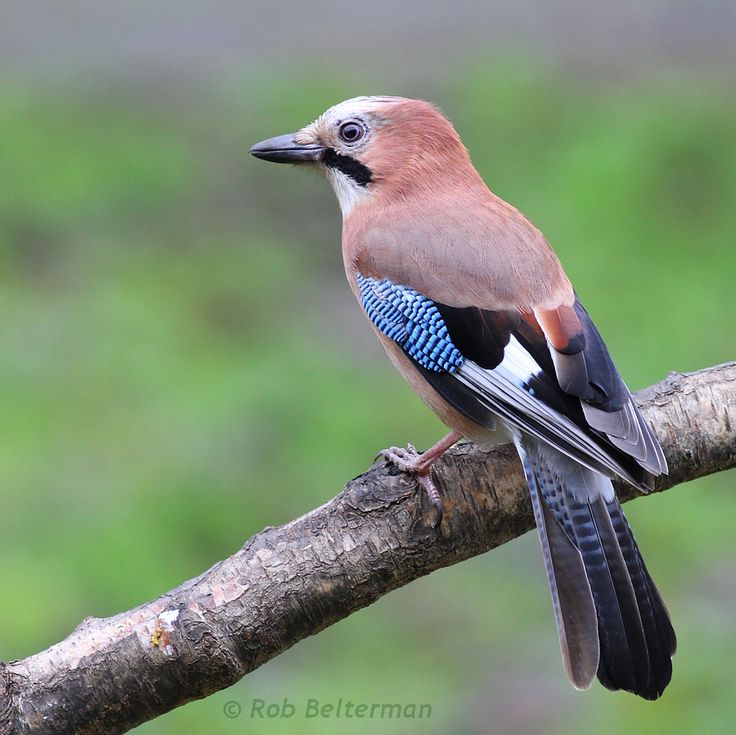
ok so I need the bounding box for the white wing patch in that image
[500,336,543,387]
[453,338,644,488]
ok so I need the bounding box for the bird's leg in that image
[380,430,463,525]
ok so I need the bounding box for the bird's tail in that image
[514,435,676,700]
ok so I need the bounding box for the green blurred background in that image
[1,2,735,733]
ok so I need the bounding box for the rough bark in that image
[1,363,734,735]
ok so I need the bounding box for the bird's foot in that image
[380,443,444,526]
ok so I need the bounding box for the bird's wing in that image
[526,300,666,475]
[356,274,665,490]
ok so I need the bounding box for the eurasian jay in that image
[250,96,675,699]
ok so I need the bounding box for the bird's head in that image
[250,96,477,216]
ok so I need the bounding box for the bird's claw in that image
[379,444,444,526]
[380,444,419,471]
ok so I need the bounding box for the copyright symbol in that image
[223,700,242,719]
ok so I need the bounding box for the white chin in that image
[326,168,370,217]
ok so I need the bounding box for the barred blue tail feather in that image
[515,435,675,699]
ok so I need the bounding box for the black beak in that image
[249,134,324,164]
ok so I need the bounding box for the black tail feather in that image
[606,498,676,699]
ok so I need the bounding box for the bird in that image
[250,96,676,699]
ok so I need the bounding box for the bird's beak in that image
[249,133,325,164]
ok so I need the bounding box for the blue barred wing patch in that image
[356,274,464,373]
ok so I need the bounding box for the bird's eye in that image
[338,121,365,144]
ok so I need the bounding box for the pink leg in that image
[380,431,462,525]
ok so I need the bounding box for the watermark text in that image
[223,697,432,720]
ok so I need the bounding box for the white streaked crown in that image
[316,95,406,125]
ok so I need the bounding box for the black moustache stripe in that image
[322,149,373,186]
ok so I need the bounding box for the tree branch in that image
[1,363,734,734]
